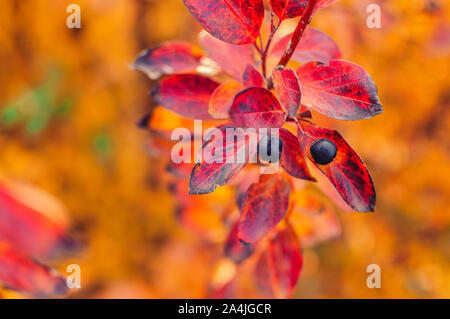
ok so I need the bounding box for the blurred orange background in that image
[0,0,449,298]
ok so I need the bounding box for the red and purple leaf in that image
[270,0,338,20]
[279,128,315,181]
[152,74,219,120]
[270,27,341,64]
[298,123,376,212]
[272,67,302,116]
[270,0,307,20]
[229,87,286,128]
[132,41,203,80]
[224,222,255,263]
[209,80,244,119]
[238,173,291,243]
[296,60,383,120]
[189,125,258,194]
[268,224,303,298]
[184,0,264,44]
[242,64,265,88]
[0,243,67,298]
[199,31,256,80]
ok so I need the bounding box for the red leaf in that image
[272,67,302,116]
[267,224,303,298]
[189,125,259,194]
[152,74,219,120]
[0,180,71,259]
[0,243,67,298]
[224,222,254,263]
[209,80,244,119]
[270,0,307,20]
[131,41,203,80]
[279,128,315,181]
[238,173,291,243]
[296,60,383,120]
[183,0,264,44]
[270,27,341,64]
[298,123,376,212]
[254,251,275,298]
[229,87,286,129]
[270,0,338,19]
[199,31,255,80]
[242,64,265,88]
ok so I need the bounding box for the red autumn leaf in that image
[238,173,291,243]
[209,80,244,119]
[279,128,315,181]
[0,243,67,298]
[242,64,265,88]
[189,125,259,194]
[0,180,71,259]
[199,31,255,80]
[254,251,275,298]
[270,27,341,64]
[298,123,376,212]
[152,74,219,120]
[270,0,338,20]
[296,60,383,120]
[272,67,302,116]
[267,224,303,298]
[224,222,254,264]
[229,87,286,128]
[131,41,203,80]
[183,0,264,44]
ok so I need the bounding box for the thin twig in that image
[276,0,318,68]
[261,15,281,79]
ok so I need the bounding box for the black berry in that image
[258,136,283,163]
[310,138,337,165]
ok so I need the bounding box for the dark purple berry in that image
[310,138,337,165]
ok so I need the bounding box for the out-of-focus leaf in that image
[189,125,259,194]
[132,41,203,80]
[279,128,315,181]
[209,81,244,119]
[183,0,264,44]
[298,123,376,212]
[224,222,254,263]
[229,87,286,129]
[0,179,71,259]
[199,31,256,80]
[296,60,383,120]
[270,27,341,64]
[152,74,219,120]
[0,243,67,298]
[238,173,291,243]
[242,64,265,88]
[254,251,274,298]
[267,224,302,298]
[272,67,302,116]
[288,189,341,247]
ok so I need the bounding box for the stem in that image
[276,0,318,68]
[291,116,317,141]
[261,14,281,79]
[253,41,263,57]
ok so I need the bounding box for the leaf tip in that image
[136,113,151,129]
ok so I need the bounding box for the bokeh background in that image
[0,0,449,298]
